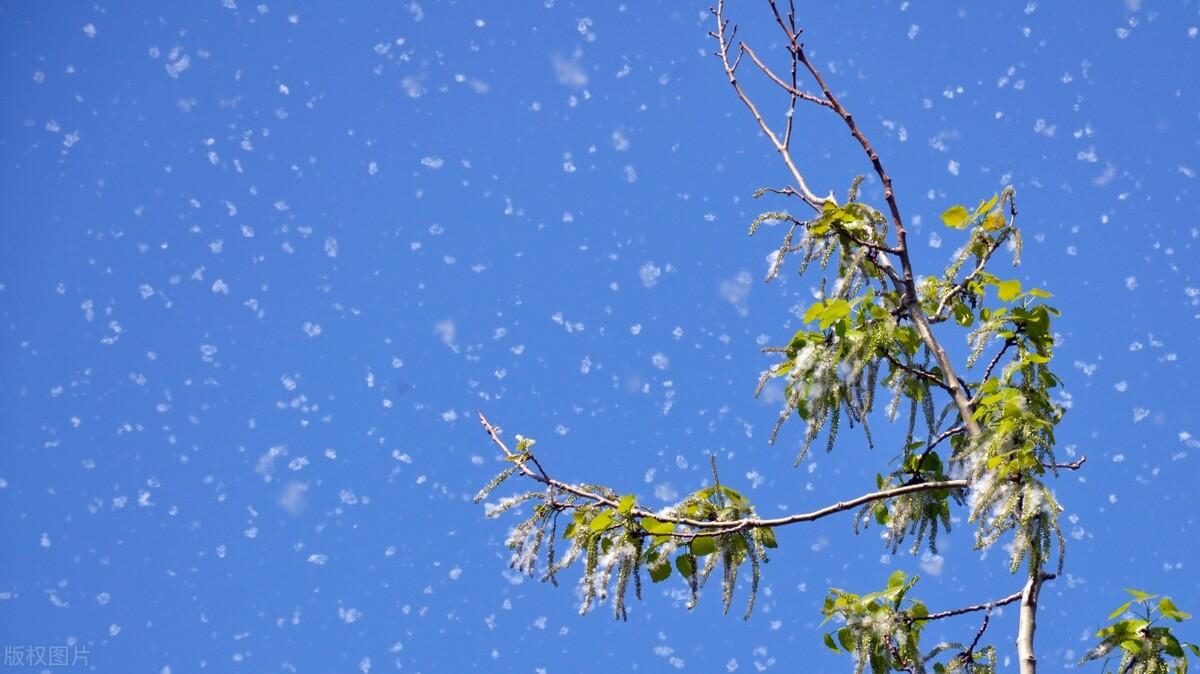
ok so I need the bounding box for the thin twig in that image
[919,590,1024,622]
[741,43,832,109]
[980,338,1016,385]
[1048,456,1087,471]
[712,0,829,208]
[958,610,992,666]
[884,352,953,392]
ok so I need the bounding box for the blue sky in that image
[1,1,1197,672]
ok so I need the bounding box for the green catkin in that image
[720,545,737,615]
[473,464,520,503]
[743,533,761,620]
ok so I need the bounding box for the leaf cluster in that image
[1081,590,1199,674]
[821,571,996,674]
[475,448,780,620]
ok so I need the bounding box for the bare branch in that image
[928,425,966,452]
[1048,456,1087,471]
[883,352,953,393]
[740,43,832,110]
[978,338,1016,388]
[711,0,829,208]
[920,589,1025,622]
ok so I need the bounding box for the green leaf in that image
[997,279,1022,302]
[589,510,615,532]
[873,504,889,525]
[1186,643,1200,657]
[1099,619,1150,639]
[618,494,636,515]
[1119,640,1144,655]
[648,560,672,583]
[690,536,718,557]
[802,302,824,325]
[1164,634,1185,658]
[1160,597,1193,621]
[887,570,908,588]
[975,194,999,215]
[721,485,748,502]
[823,632,839,652]
[952,302,974,327]
[640,517,675,536]
[1125,588,1157,602]
[1028,287,1053,298]
[675,554,695,577]
[802,299,851,330]
[919,452,943,474]
[837,627,856,652]
[1108,600,1135,620]
[758,527,779,549]
[941,205,970,229]
[563,522,576,539]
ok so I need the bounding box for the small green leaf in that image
[648,560,672,583]
[952,302,974,327]
[1108,600,1134,620]
[589,510,615,532]
[823,632,839,652]
[720,486,749,504]
[837,627,856,652]
[691,536,718,557]
[975,194,999,215]
[887,570,907,588]
[919,452,943,474]
[803,302,824,325]
[1028,287,1053,298]
[941,205,970,229]
[1164,634,1185,658]
[758,527,779,549]
[873,504,889,525]
[997,279,1022,302]
[1160,597,1192,621]
[1119,640,1144,655]
[641,517,675,536]
[675,554,695,577]
[1125,588,1157,602]
[588,508,614,530]
[563,522,576,539]
[618,494,636,515]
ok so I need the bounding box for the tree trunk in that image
[1016,570,1046,674]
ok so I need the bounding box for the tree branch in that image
[711,0,829,209]
[740,43,832,110]
[978,338,1016,388]
[754,0,981,439]
[920,589,1024,622]
[883,352,953,392]
[479,411,966,538]
[1048,456,1087,471]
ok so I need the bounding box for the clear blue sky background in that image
[2,1,1198,672]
